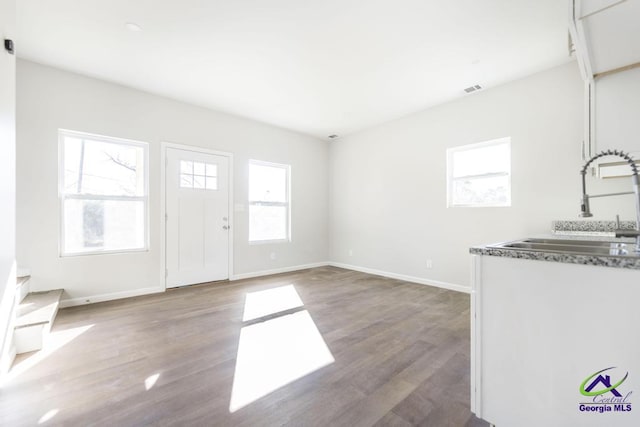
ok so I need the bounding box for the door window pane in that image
[180,160,218,190]
[206,177,218,190]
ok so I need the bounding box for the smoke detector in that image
[464,84,482,94]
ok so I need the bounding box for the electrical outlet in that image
[426,259,433,269]
[270,252,276,260]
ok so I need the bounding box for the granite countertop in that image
[470,225,640,270]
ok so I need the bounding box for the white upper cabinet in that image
[594,67,640,155]
[572,0,640,158]
[580,0,640,74]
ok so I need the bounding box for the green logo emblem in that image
[580,367,628,397]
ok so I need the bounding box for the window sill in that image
[447,204,511,208]
[249,239,290,245]
[60,247,150,258]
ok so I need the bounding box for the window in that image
[180,160,218,190]
[59,130,148,255]
[249,160,290,242]
[447,137,511,207]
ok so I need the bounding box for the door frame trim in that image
[160,142,234,289]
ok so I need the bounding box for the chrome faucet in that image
[579,150,640,252]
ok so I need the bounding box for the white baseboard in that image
[328,262,471,294]
[230,262,330,281]
[58,261,468,307]
[60,286,165,308]
[58,263,330,307]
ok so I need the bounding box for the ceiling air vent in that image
[464,84,482,94]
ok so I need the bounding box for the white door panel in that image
[166,147,230,287]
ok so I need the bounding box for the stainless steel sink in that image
[488,239,637,257]
[521,238,621,247]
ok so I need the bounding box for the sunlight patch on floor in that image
[242,284,304,322]
[230,286,334,413]
[145,373,160,391]
[37,408,59,424]
[4,324,94,384]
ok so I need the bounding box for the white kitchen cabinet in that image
[594,67,640,155]
[471,254,640,426]
[580,0,640,74]
[571,0,640,159]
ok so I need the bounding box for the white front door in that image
[165,147,230,288]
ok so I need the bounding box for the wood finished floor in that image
[0,267,488,427]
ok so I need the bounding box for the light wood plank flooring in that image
[0,266,487,426]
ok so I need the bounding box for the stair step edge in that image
[17,267,31,278]
[16,289,64,328]
[16,276,31,288]
[15,321,48,330]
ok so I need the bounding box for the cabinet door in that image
[574,0,640,158]
[475,255,640,427]
[594,67,640,156]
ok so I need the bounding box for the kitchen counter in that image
[470,234,640,270]
[470,241,640,426]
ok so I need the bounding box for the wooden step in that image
[15,274,31,304]
[16,266,31,279]
[14,289,63,354]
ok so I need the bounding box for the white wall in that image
[17,58,636,301]
[329,61,634,290]
[0,0,16,372]
[16,60,329,303]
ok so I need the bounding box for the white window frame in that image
[248,159,291,244]
[58,129,150,256]
[446,137,511,208]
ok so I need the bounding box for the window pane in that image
[249,163,287,202]
[180,174,193,188]
[194,162,205,176]
[206,177,218,190]
[63,199,145,253]
[63,137,84,193]
[63,137,145,196]
[452,142,509,178]
[249,205,287,241]
[180,160,193,174]
[193,175,205,189]
[206,163,217,177]
[452,175,510,206]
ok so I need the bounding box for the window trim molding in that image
[248,159,291,244]
[446,137,512,208]
[58,129,150,257]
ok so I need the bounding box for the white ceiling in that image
[16,0,573,139]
